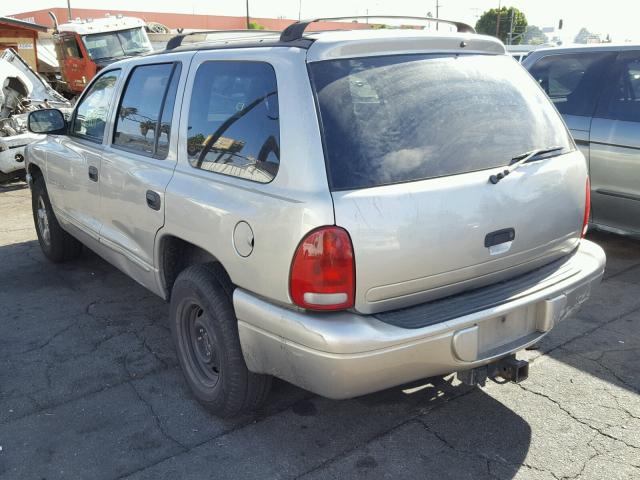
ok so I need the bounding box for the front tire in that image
[170,264,271,417]
[31,175,83,262]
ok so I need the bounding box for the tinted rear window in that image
[309,54,573,191]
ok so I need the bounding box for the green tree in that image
[523,25,548,45]
[248,21,265,30]
[574,27,599,44]
[475,7,528,45]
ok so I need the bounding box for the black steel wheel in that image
[182,302,221,388]
[170,264,271,417]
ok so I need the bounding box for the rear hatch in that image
[309,52,586,314]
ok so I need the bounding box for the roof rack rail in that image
[280,16,475,42]
[166,29,280,50]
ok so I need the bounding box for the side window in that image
[596,52,640,123]
[71,69,121,142]
[528,52,616,116]
[113,63,181,158]
[186,61,280,183]
[62,36,82,58]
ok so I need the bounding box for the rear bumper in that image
[234,240,605,399]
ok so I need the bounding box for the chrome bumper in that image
[234,240,605,399]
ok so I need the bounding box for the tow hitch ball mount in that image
[457,355,529,387]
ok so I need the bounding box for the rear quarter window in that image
[185,61,280,184]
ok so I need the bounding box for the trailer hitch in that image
[457,355,529,387]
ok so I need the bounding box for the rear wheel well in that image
[160,236,232,300]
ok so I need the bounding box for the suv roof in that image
[305,30,504,61]
[149,16,503,58]
[149,28,504,60]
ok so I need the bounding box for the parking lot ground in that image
[0,181,639,480]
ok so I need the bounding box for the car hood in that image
[0,48,70,106]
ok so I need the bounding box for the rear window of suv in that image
[309,54,573,191]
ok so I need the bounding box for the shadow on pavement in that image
[119,377,531,480]
[0,236,533,479]
[532,231,640,395]
[335,379,532,480]
[0,181,28,193]
[4,230,639,478]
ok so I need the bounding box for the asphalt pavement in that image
[0,181,638,480]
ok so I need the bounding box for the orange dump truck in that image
[50,13,152,95]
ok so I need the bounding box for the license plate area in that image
[476,304,538,358]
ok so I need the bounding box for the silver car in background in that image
[524,45,640,237]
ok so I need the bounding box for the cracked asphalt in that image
[1,181,639,480]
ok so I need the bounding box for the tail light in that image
[289,226,354,311]
[582,177,591,238]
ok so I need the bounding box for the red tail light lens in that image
[290,226,355,311]
[582,177,591,238]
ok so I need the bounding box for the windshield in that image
[309,54,574,191]
[81,27,152,60]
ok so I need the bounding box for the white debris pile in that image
[0,48,71,182]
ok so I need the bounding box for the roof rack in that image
[166,29,280,50]
[280,15,475,42]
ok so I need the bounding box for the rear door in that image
[310,53,586,314]
[590,50,640,235]
[526,51,617,160]
[99,57,188,289]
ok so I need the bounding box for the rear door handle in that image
[485,228,515,247]
[146,190,161,211]
[88,166,98,182]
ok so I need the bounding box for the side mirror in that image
[27,109,67,135]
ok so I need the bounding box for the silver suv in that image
[25,19,606,417]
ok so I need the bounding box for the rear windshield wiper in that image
[489,146,564,184]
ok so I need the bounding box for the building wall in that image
[0,29,37,69]
[11,8,371,33]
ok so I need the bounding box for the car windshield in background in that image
[309,54,574,191]
[82,28,152,60]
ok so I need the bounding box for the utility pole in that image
[298,0,302,21]
[67,0,72,21]
[246,0,250,29]
[495,0,501,37]
[435,0,441,31]
[508,8,514,45]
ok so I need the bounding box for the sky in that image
[4,0,640,42]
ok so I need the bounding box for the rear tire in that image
[170,264,272,417]
[31,175,83,262]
